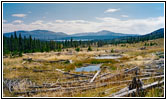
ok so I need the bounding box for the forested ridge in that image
[3,28,164,56]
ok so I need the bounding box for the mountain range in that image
[72,30,138,37]
[3,30,67,40]
[3,28,164,41]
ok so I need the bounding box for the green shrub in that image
[75,47,80,52]
[74,62,83,67]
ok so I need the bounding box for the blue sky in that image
[3,3,164,35]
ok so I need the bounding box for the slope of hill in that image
[141,28,164,39]
[108,28,164,44]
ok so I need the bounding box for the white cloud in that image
[12,20,23,24]
[3,16,164,35]
[3,20,7,23]
[104,8,120,13]
[121,15,129,18]
[12,14,26,17]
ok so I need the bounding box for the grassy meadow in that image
[3,38,164,97]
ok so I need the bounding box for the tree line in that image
[3,31,95,56]
[3,30,164,57]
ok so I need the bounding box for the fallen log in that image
[22,61,26,64]
[15,87,61,95]
[124,67,139,74]
[33,59,46,62]
[136,73,164,78]
[141,72,163,75]
[142,69,157,72]
[43,80,88,86]
[55,69,65,73]
[23,58,32,62]
[67,73,93,78]
[33,69,52,72]
[111,80,164,97]
[97,73,113,79]
[23,58,70,63]
[90,70,101,83]
[16,74,164,95]
[30,74,164,91]
[108,75,164,97]
[96,67,140,82]
[63,75,163,93]
[140,75,164,81]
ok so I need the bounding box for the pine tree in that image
[70,37,73,47]
[14,31,18,52]
[29,35,32,52]
[88,45,92,51]
[10,34,14,52]
[18,33,22,56]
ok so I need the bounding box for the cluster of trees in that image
[3,32,63,56]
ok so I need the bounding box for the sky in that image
[3,3,164,35]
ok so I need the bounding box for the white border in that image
[1,1,166,99]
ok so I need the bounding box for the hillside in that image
[108,28,164,44]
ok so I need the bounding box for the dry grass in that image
[3,38,164,97]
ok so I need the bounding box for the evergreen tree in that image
[88,45,92,51]
[18,33,22,56]
[70,37,73,47]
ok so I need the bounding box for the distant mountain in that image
[4,28,163,41]
[72,30,138,37]
[63,30,139,40]
[3,30,139,40]
[3,30,68,40]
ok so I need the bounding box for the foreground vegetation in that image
[3,37,164,97]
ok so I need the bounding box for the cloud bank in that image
[3,16,164,35]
